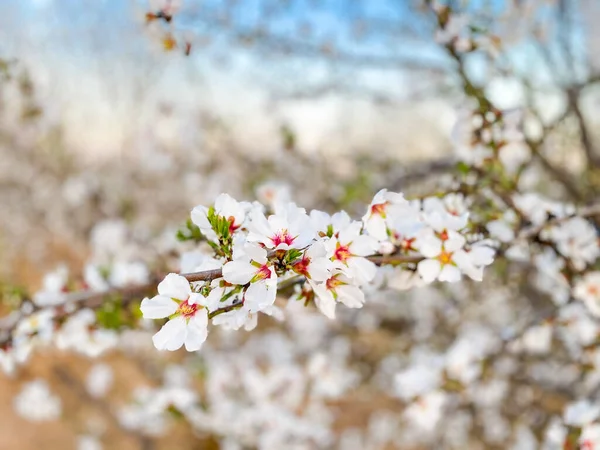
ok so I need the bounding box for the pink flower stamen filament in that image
[177,299,199,318]
[271,229,296,247]
[334,242,352,263]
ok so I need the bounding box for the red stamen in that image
[294,256,311,277]
[370,202,387,217]
[271,229,295,247]
[227,216,240,234]
[177,299,199,318]
[334,242,352,262]
[401,237,416,251]
[255,264,273,280]
[326,276,344,290]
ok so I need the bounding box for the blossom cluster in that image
[140,190,495,351]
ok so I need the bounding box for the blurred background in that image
[2,0,600,448]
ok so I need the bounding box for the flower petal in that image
[222,261,256,285]
[243,313,258,331]
[444,231,466,252]
[338,285,365,308]
[157,273,191,300]
[347,257,377,285]
[310,282,337,319]
[140,295,179,319]
[350,235,379,257]
[365,215,388,241]
[190,205,211,230]
[418,259,441,283]
[184,310,208,351]
[152,316,187,351]
[308,257,333,282]
[245,281,276,313]
[417,235,442,258]
[339,221,363,244]
[439,264,462,283]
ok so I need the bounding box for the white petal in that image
[338,285,365,308]
[294,229,317,249]
[439,265,462,283]
[311,282,337,319]
[448,213,469,230]
[339,221,363,244]
[365,215,388,241]
[200,287,225,311]
[350,235,379,256]
[470,246,495,266]
[444,231,466,252]
[243,313,258,331]
[417,235,442,258]
[418,259,441,283]
[152,317,187,351]
[157,274,191,300]
[308,258,333,282]
[306,241,328,259]
[184,311,208,351]
[424,211,446,233]
[453,250,482,281]
[309,210,331,233]
[268,214,289,234]
[216,193,245,225]
[214,193,228,213]
[347,257,377,285]
[190,205,210,230]
[248,210,274,243]
[140,295,179,319]
[244,243,267,264]
[222,261,256,285]
[245,281,276,313]
[331,211,352,231]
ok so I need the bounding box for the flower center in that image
[439,230,449,241]
[293,256,311,277]
[271,229,296,247]
[326,276,344,290]
[177,300,199,318]
[227,216,240,234]
[400,237,416,252]
[370,202,387,217]
[438,251,453,265]
[588,285,599,297]
[334,243,352,262]
[255,264,273,281]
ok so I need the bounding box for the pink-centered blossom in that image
[222,243,277,313]
[247,203,315,251]
[141,274,222,351]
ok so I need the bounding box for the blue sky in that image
[0,0,591,156]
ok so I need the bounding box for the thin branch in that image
[567,88,600,168]
[182,268,224,283]
[0,253,423,343]
[526,138,583,201]
[389,157,457,191]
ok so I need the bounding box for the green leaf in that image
[95,300,123,330]
[176,219,203,242]
[456,161,470,175]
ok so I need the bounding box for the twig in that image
[0,253,424,344]
[568,88,600,168]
